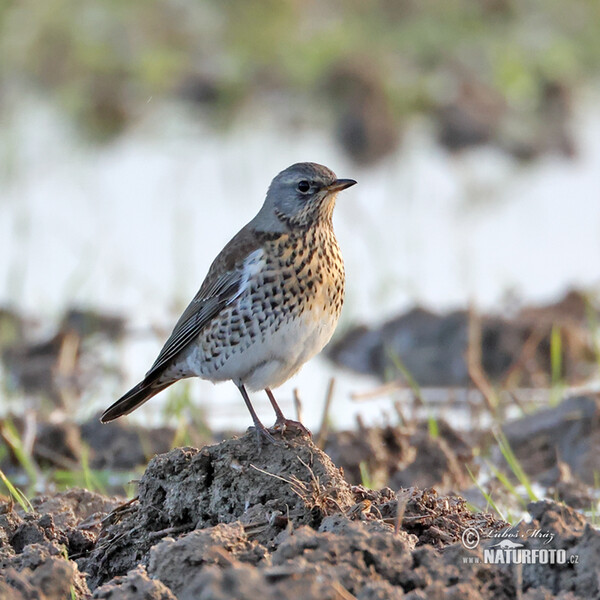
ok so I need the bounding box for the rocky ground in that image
[1,426,598,600]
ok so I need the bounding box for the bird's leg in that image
[237,383,278,445]
[264,387,286,423]
[265,388,312,437]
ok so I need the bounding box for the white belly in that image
[186,308,338,391]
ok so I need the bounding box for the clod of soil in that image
[1,430,598,599]
[325,420,475,492]
[327,291,597,387]
[0,488,122,600]
[511,500,600,598]
[92,565,176,599]
[501,394,600,487]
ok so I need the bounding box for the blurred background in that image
[0,0,599,444]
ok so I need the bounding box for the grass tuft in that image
[0,468,33,512]
[387,347,439,438]
[359,461,373,489]
[0,419,39,490]
[492,427,538,503]
[465,463,506,521]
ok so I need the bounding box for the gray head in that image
[252,162,356,232]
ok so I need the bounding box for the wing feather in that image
[144,247,264,378]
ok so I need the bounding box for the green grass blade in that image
[359,461,373,489]
[485,459,528,509]
[584,297,600,370]
[0,468,33,512]
[493,428,538,502]
[387,347,439,437]
[427,413,439,439]
[386,348,424,403]
[465,463,505,521]
[1,419,38,488]
[80,444,107,495]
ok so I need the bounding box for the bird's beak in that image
[326,178,357,193]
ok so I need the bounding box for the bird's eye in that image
[297,180,310,193]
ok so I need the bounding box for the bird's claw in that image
[273,418,312,437]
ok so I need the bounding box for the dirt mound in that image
[327,291,597,387]
[501,395,600,487]
[1,431,598,599]
[325,420,476,493]
[84,429,356,588]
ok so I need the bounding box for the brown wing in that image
[101,273,240,423]
[144,226,264,379]
[100,227,267,423]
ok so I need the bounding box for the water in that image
[1,95,599,430]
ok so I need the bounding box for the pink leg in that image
[265,388,312,437]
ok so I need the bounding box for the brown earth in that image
[327,290,598,388]
[2,394,597,522]
[1,429,598,599]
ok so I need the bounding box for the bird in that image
[101,162,357,442]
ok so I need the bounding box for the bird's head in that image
[254,162,356,231]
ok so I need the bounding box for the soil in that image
[324,419,477,492]
[1,301,599,597]
[327,290,598,387]
[323,394,599,515]
[1,307,127,410]
[500,395,600,487]
[1,415,203,488]
[1,428,598,599]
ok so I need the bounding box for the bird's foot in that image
[273,417,312,438]
[250,422,281,448]
[264,388,311,438]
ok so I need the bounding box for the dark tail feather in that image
[100,378,172,423]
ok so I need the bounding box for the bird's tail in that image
[100,378,173,423]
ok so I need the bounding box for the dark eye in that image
[297,180,310,193]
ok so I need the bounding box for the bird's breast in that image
[267,226,345,317]
[190,226,345,388]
